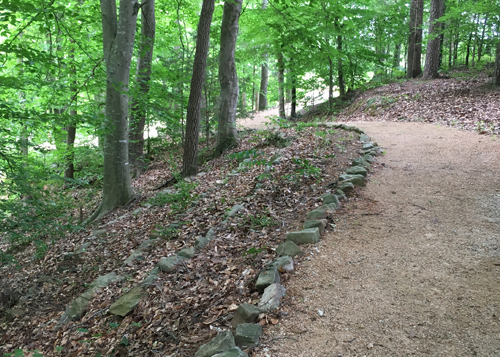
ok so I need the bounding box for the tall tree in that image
[407,0,423,78]
[214,0,243,157]
[88,0,138,222]
[495,41,500,86]
[258,0,269,111]
[277,51,286,118]
[129,0,156,177]
[423,0,444,79]
[181,0,216,176]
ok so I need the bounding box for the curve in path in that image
[256,122,500,356]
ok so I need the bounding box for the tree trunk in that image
[214,0,243,157]
[277,52,285,118]
[407,0,423,78]
[181,0,215,176]
[64,120,76,180]
[494,41,500,86]
[423,0,444,79]
[258,0,268,111]
[477,15,488,62]
[393,44,401,69]
[258,58,268,110]
[337,36,345,98]
[465,31,472,67]
[90,0,138,222]
[291,73,297,119]
[129,0,155,178]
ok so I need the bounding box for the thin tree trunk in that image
[393,44,401,69]
[328,56,333,110]
[89,0,138,223]
[214,0,243,157]
[291,69,297,119]
[181,0,215,176]
[423,0,444,79]
[277,52,285,118]
[129,0,155,177]
[252,64,255,111]
[337,31,346,98]
[477,15,488,62]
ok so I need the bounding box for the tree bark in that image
[277,51,285,118]
[129,0,155,178]
[407,0,423,78]
[91,0,138,222]
[214,0,243,157]
[258,58,268,110]
[181,0,215,176]
[477,15,488,62]
[423,0,444,79]
[328,56,333,110]
[494,41,500,86]
[291,73,297,119]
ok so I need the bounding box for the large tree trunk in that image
[407,0,423,78]
[494,41,500,86]
[129,0,155,178]
[89,0,138,223]
[277,51,285,118]
[423,0,444,79]
[181,0,215,176]
[214,0,243,157]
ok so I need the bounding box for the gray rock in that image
[234,323,263,348]
[158,255,187,273]
[287,228,320,245]
[346,165,368,177]
[256,268,280,294]
[275,241,303,257]
[359,133,370,142]
[194,330,236,357]
[334,189,346,200]
[303,219,327,234]
[5,308,25,322]
[57,272,124,327]
[306,203,338,220]
[269,255,294,272]
[231,303,264,327]
[195,227,217,249]
[270,153,283,165]
[75,242,91,254]
[364,154,375,163]
[212,347,248,357]
[178,246,195,258]
[337,181,355,192]
[352,157,371,168]
[362,142,375,150]
[109,286,144,317]
[138,239,157,251]
[322,193,340,206]
[93,229,107,237]
[338,174,366,187]
[225,204,245,218]
[132,208,142,216]
[123,250,146,266]
[142,267,160,286]
[258,283,286,311]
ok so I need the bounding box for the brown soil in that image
[254,122,500,356]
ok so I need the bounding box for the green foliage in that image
[148,178,198,214]
[3,349,43,357]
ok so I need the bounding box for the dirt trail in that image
[255,122,500,356]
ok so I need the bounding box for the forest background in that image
[0,0,499,265]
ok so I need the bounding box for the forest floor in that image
[1,70,499,357]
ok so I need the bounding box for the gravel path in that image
[255,122,500,356]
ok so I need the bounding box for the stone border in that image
[56,123,382,357]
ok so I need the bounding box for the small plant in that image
[148,178,198,214]
[292,158,322,178]
[251,213,277,229]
